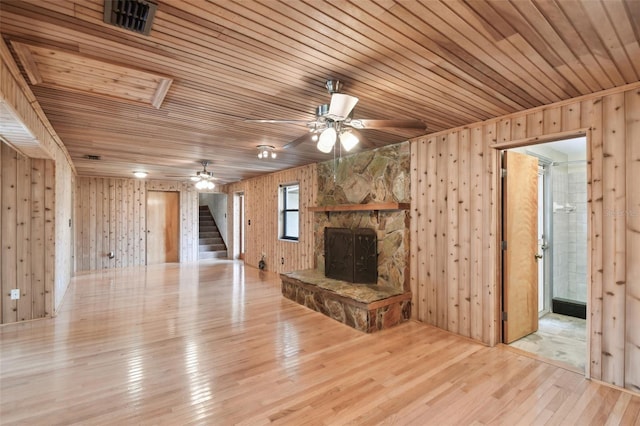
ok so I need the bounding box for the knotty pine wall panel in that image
[224,164,317,274]
[2,37,75,318]
[0,142,55,324]
[74,178,198,271]
[625,89,640,394]
[410,83,640,393]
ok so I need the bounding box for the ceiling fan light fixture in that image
[257,145,277,159]
[339,130,359,151]
[195,180,214,190]
[191,160,216,188]
[317,127,336,153]
[327,93,359,121]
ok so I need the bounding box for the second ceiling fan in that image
[247,80,427,153]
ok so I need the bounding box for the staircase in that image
[199,206,227,260]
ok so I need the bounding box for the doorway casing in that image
[492,129,591,379]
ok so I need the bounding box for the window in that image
[280,183,299,241]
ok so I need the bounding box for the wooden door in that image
[146,191,179,264]
[503,151,539,343]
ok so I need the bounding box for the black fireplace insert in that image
[324,227,377,284]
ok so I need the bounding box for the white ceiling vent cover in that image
[104,0,157,36]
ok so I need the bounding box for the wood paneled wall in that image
[74,178,198,271]
[224,164,317,273]
[2,39,75,322]
[410,83,640,393]
[0,142,55,324]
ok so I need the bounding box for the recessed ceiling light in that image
[133,171,148,178]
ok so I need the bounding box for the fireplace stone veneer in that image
[281,269,411,333]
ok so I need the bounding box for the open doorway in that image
[502,137,587,372]
[233,192,245,260]
[198,192,228,260]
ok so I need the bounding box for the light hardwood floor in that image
[1,261,639,425]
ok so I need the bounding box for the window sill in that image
[279,238,299,243]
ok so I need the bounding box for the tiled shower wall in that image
[552,163,588,303]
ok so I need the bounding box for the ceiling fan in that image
[246,80,427,153]
[166,160,217,189]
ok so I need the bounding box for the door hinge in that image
[501,240,507,250]
[502,311,508,321]
[501,168,507,178]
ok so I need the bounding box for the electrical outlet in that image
[281,257,285,265]
[10,289,20,300]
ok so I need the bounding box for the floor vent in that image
[104,0,157,36]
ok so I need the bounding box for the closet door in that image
[146,191,179,264]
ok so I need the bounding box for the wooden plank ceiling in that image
[0,0,639,184]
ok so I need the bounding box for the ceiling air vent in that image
[104,0,157,36]
[84,155,101,161]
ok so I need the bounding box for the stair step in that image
[199,237,223,245]
[198,231,222,238]
[200,244,226,252]
[199,232,220,239]
[199,251,228,259]
[199,226,218,232]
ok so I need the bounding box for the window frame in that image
[279,183,300,242]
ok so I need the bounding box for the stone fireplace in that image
[280,143,412,333]
[324,227,377,284]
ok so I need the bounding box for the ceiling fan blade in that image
[351,129,375,149]
[283,132,312,150]
[349,119,427,130]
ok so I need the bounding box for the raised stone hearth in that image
[281,269,411,333]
